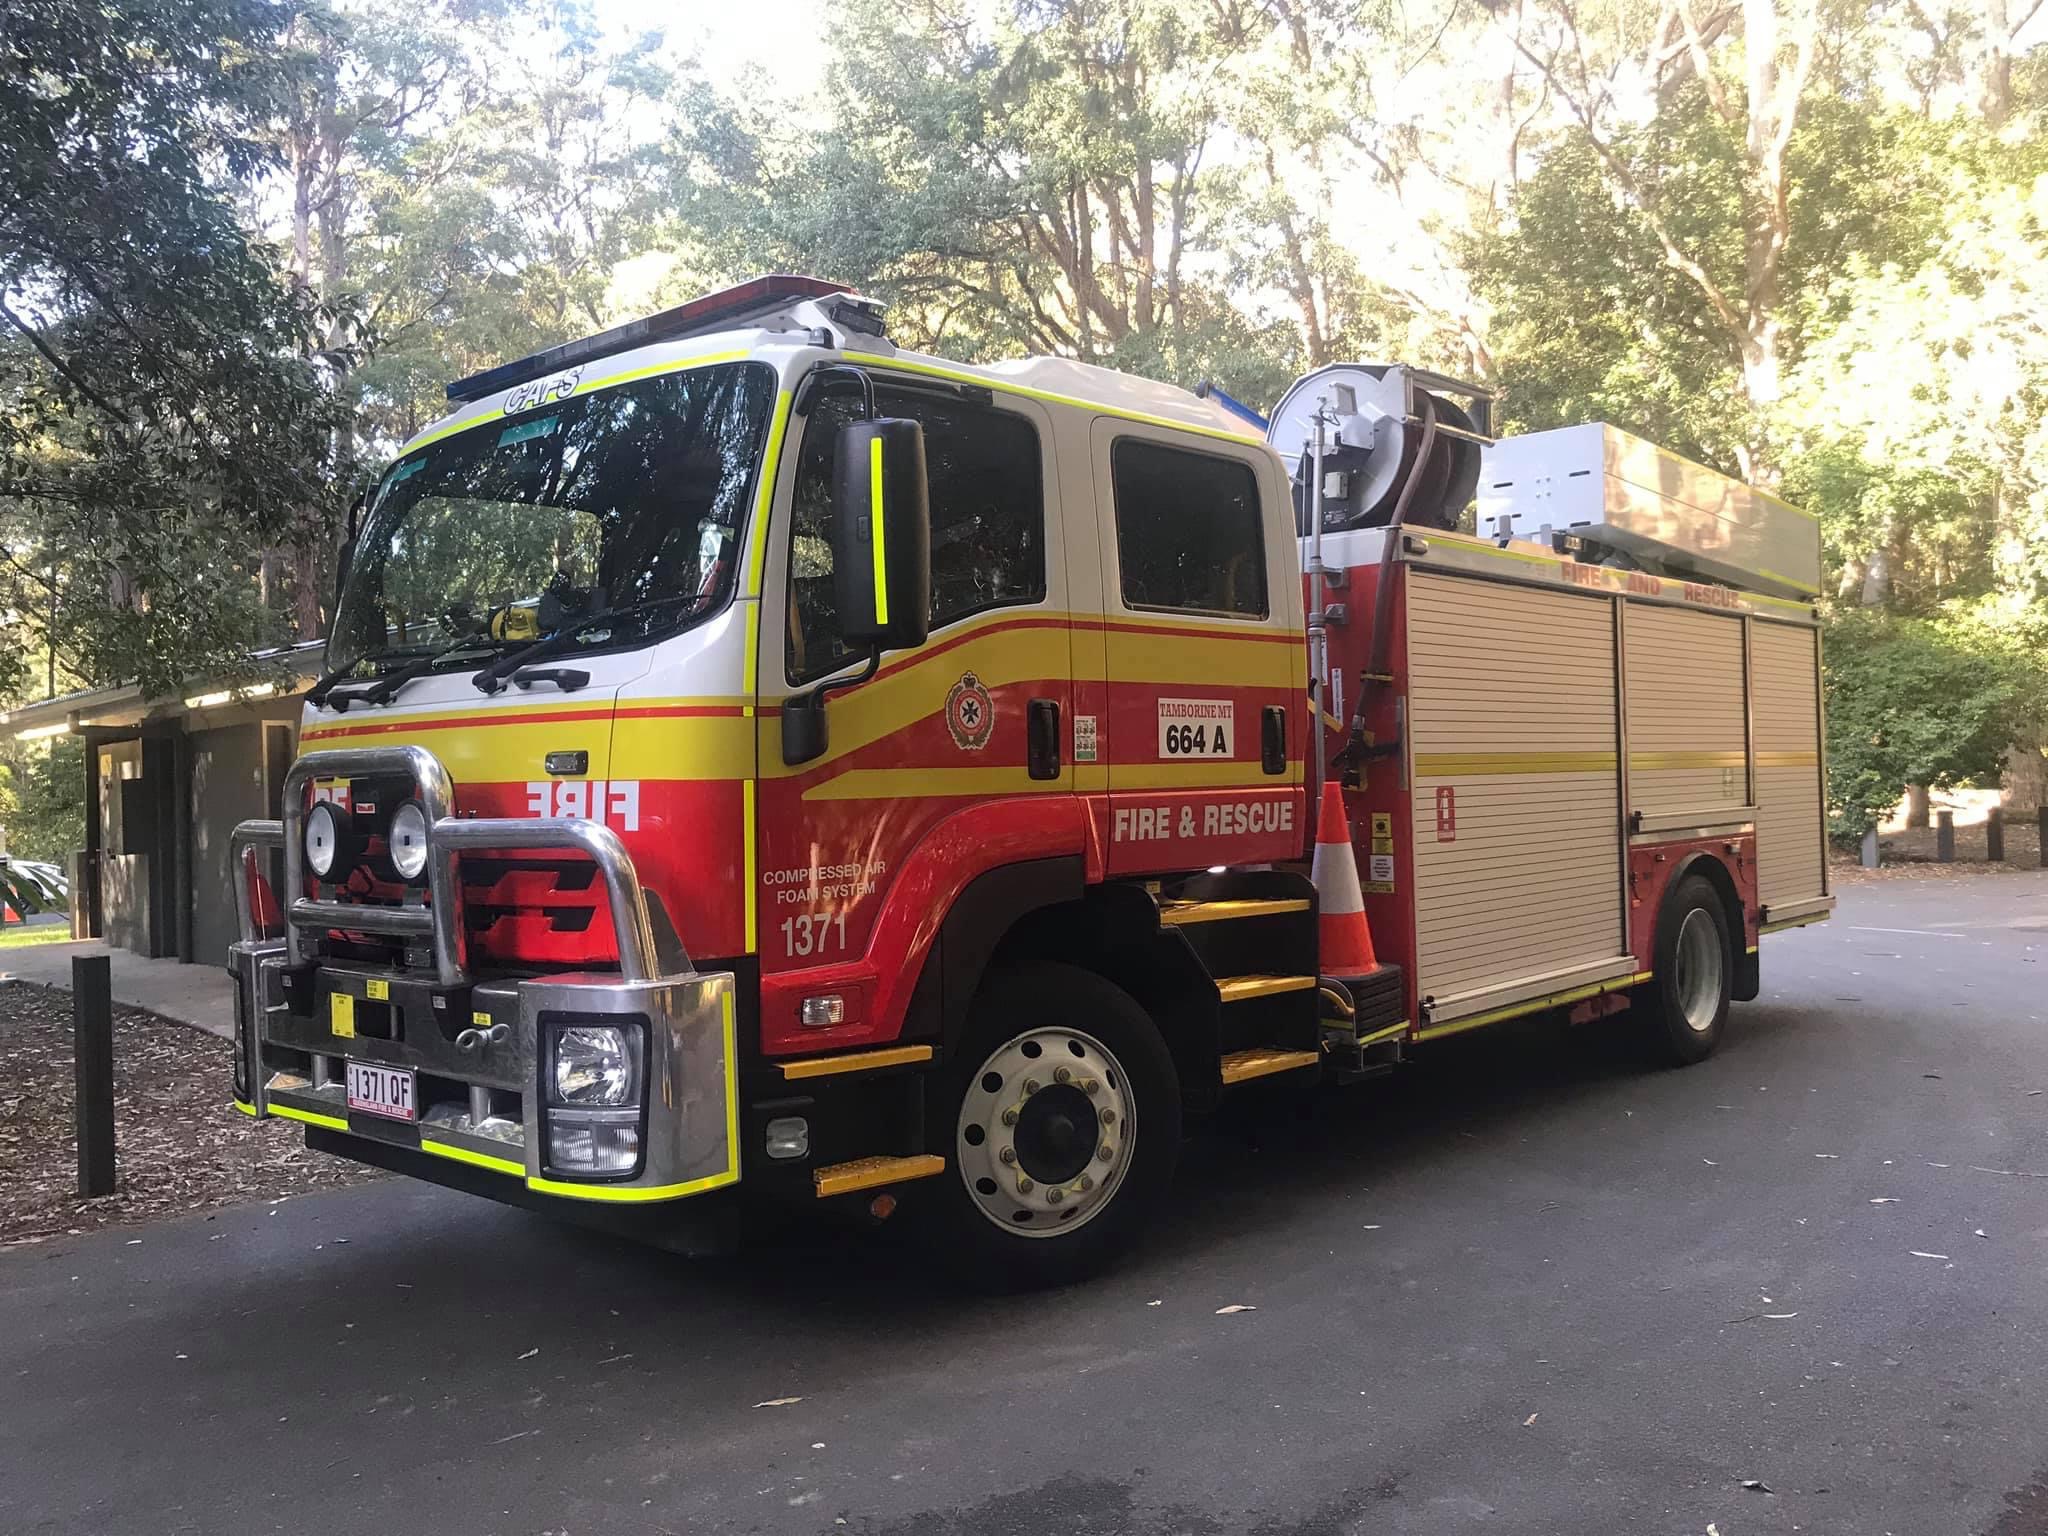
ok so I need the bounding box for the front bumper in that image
[229,746,737,1205]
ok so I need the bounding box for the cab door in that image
[1089,420,1306,876]
[751,377,1076,1053]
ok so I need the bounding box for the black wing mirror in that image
[782,416,933,765]
[829,417,930,651]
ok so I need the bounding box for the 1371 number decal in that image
[780,911,848,959]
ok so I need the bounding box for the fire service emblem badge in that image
[945,671,995,752]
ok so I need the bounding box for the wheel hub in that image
[1012,1083,1100,1184]
[955,1026,1134,1237]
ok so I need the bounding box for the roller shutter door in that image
[1407,572,1627,1007]
[1624,606,1747,817]
[1752,619,1827,912]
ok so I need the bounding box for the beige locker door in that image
[1408,572,1627,1011]
[1624,606,1748,818]
[1752,619,1828,913]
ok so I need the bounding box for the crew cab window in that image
[1112,438,1268,618]
[786,386,1046,683]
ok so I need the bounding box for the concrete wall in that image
[91,698,301,963]
[190,723,267,963]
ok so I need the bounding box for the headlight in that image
[550,1025,639,1106]
[387,801,429,882]
[304,801,345,879]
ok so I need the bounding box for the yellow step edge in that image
[813,1153,947,1198]
[779,1044,934,1080]
[1159,897,1312,927]
[1220,1047,1322,1085]
[1216,973,1318,1003]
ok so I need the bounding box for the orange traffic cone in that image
[1311,782,1378,976]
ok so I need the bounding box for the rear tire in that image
[1645,874,1732,1065]
[923,961,1181,1290]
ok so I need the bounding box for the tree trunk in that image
[1978,0,2014,125]
[1906,783,1931,828]
[2003,744,2046,812]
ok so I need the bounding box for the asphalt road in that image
[7,869,2048,1536]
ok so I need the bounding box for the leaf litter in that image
[0,985,381,1245]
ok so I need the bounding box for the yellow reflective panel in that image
[869,435,889,626]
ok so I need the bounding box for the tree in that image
[1823,603,2048,835]
[0,0,350,695]
[677,0,1308,402]
[1496,0,1832,480]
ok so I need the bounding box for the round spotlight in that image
[388,801,430,883]
[304,801,345,879]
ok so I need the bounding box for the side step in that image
[1220,1046,1322,1085]
[1160,897,1311,927]
[812,1154,946,1198]
[1217,973,1317,1003]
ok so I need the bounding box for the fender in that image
[1661,847,1758,1002]
[756,796,1086,1055]
[930,855,1087,1043]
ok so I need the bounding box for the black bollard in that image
[73,955,115,1197]
[1936,810,1955,863]
[1988,806,2006,862]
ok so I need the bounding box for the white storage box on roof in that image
[1478,422,1820,601]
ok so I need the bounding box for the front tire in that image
[925,962,1181,1289]
[1646,873,1732,1065]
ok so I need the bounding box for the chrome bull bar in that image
[228,745,738,1204]
[231,744,673,983]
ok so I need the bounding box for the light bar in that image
[446,275,853,404]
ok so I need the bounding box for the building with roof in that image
[0,644,321,966]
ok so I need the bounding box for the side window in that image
[786,387,1047,683]
[1112,438,1268,619]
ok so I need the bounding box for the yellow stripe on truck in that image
[870,434,889,626]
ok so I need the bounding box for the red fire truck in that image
[229,275,1831,1286]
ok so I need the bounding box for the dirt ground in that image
[1831,817,2046,882]
[0,983,381,1247]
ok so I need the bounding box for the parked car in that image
[1,857,69,923]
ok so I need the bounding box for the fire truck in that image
[228,275,1831,1286]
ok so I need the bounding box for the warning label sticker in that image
[1074,714,1099,763]
[1366,811,1395,893]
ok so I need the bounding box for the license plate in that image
[345,1061,417,1123]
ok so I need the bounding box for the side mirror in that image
[830,417,930,652]
[782,417,933,767]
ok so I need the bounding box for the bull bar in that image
[228,745,739,1204]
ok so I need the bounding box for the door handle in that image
[1028,698,1061,780]
[1262,706,1287,775]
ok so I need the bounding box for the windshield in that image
[330,361,777,675]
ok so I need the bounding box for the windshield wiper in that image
[469,593,710,695]
[324,637,503,711]
[306,645,425,708]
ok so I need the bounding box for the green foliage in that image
[0,0,352,695]
[1822,604,2048,835]
[0,736,86,866]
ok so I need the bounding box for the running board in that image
[1159,897,1311,926]
[1220,1047,1321,1085]
[812,1154,946,1198]
[1217,973,1317,1003]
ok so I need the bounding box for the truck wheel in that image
[929,962,1181,1290]
[1647,874,1731,1065]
